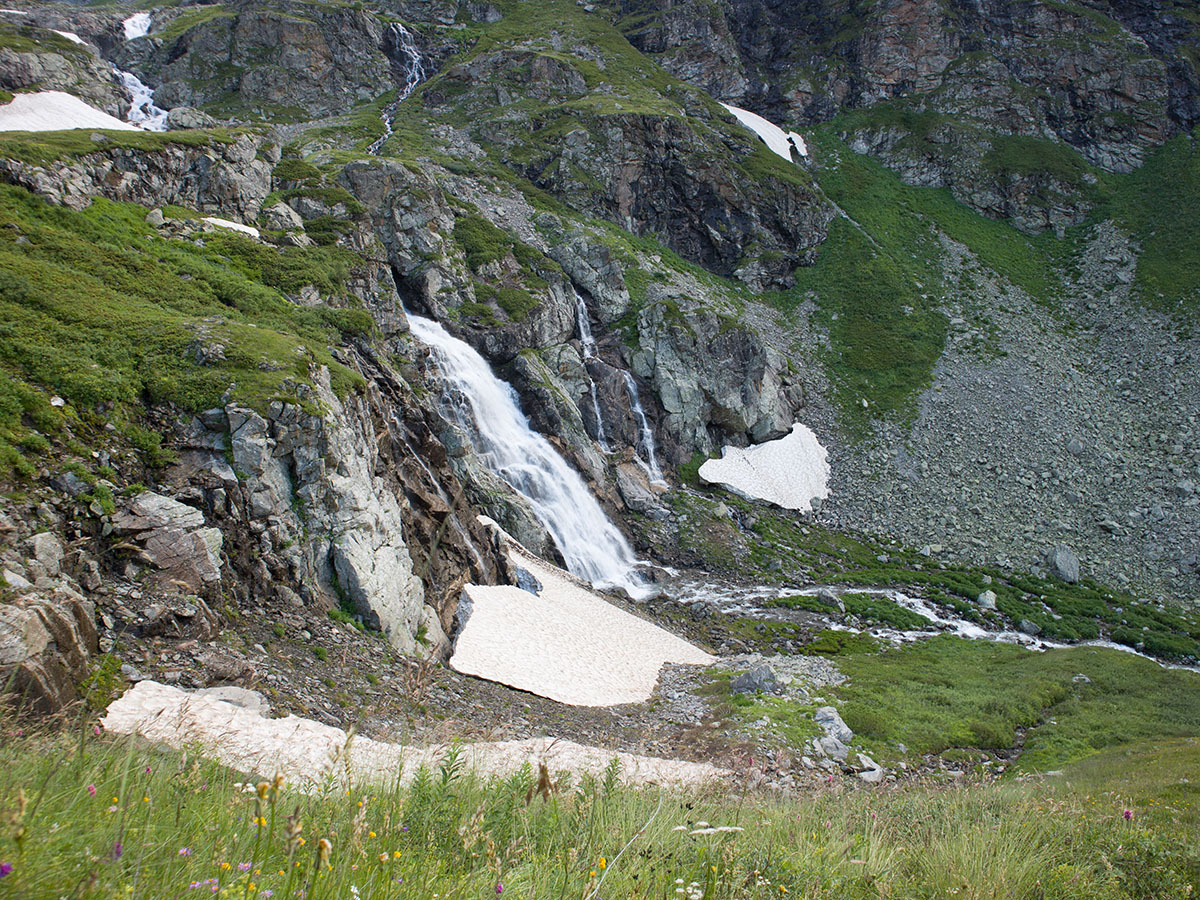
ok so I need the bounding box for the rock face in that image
[0,589,98,714]
[0,134,272,220]
[616,0,1200,230]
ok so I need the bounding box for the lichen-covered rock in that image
[112,491,223,592]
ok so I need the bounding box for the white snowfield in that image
[202,217,261,238]
[53,30,85,45]
[699,423,830,512]
[122,12,151,41]
[720,102,807,161]
[101,680,728,788]
[451,522,713,706]
[0,90,137,132]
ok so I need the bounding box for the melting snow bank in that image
[451,520,713,706]
[0,90,137,132]
[202,217,260,238]
[720,103,807,162]
[101,681,728,788]
[122,12,151,41]
[699,423,829,512]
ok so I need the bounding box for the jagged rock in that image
[977,590,997,610]
[731,663,778,694]
[814,705,853,743]
[615,462,659,514]
[1047,546,1081,583]
[165,107,217,130]
[262,202,304,232]
[194,648,254,685]
[814,735,850,762]
[145,208,166,228]
[26,532,64,578]
[0,134,271,219]
[815,589,845,614]
[0,589,98,714]
[112,492,223,591]
[142,598,219,641]
[0,34,129,117]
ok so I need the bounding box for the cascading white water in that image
[368,22,426,155]
[622,371,666,485]
[573,291,610,451]
[407,313,649,598]
[116,11,168,131]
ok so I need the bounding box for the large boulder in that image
[1047,546,1081,583]
[112,491,223,591]
[0,589,98,714]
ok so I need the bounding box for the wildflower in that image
[107,805,118,813]
[317,838,332,868]
[87,785,97,797]
[368,831,376,838]
[179,847,192,856]
[599,857,606,870]
[112,797,119,803]
[93,725,101,736]
[145,766,152,774]
[0,863,12,878]
[1123,809,1134,820]
[253,817,268,827]
[220,863,231,871]
[256,782,270,800]
[262,892,273,898]
[350,887,360,898]
[392,851,401,859]
[379,853,388,864]
[239,863,252,872]
[248,884,256,892]
[111,842,123,860]
[496,881,503,894]
[780,887,788,894]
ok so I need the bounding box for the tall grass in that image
[0,722,1195,899]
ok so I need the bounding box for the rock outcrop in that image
[0,588,98,714]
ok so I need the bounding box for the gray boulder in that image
[1047,546,1080,583]
[0,589,98,714]
[166,106,218,130]
[731,663,778,694]
[977,589,997,610]
[815,705,854,743]
[112,492,223,591]
[1018,619,1043,636]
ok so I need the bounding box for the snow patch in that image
[122,12,151,41]
[101,680,727,788]
[0,90,137,132]
[450,523,713,706]
[202,217,261,238]
[52,30,86,44]
[720,103,807,161]
[699,423,829,512]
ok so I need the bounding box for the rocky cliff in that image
[0,0,1198,716]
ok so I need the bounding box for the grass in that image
[0,722,1197,899]
[831,637,1200,769]
[0,128,236,167]
[0,184,370,478]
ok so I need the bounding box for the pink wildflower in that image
[87,784,97,797]
[1123,809,1134,821]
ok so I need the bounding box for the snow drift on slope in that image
[720,103,807,162]
[699,423,830,512]
[0,91,137,132]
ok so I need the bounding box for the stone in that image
[0,590,98,713]
[731,663,778,694]
[1047,546,1080,583]
[1018,619,1042,636]
[145,208,166,228]
[1072,673,1091,684]
[976,589,997,610]
[26,532,64,578]
[815,588,845,614]
[262,202,304,232]
[166,106,218,130]
[112,492,222,591]
[815,735,850,762]
[1067,438,1086,456]
[814,705,853,743]
[3,569,33,592]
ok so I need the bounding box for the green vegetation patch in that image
[0,185,367,477]
[4,718,1198,898]
[0,128,234,167]
[833,636,1200,769]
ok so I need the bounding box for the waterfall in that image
[368,22,426,155]
[116,11,167,131]
[407,313,649,598]
[573,291,610,451]
[622,372,667,485]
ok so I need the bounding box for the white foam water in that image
[408,313,649,598]
[622,371,666,485]
[573,290,610,450]
[368,22,426,155]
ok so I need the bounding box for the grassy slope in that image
[0,725,1195,899]
[0,184,370,478]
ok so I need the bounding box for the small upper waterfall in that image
[573,291,610,451]
[407,313,648,598]
[623,372,666,485]
[368,22,426,155]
